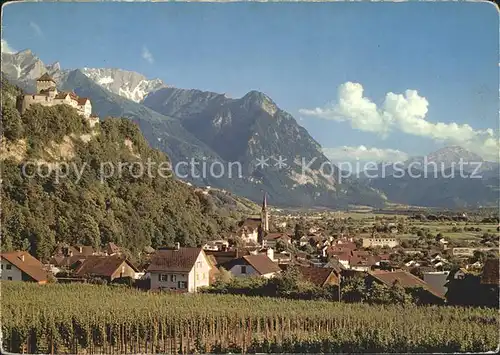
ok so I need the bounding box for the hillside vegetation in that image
[1,78,240,260]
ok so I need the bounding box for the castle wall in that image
[36,80,55,93]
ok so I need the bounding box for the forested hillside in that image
[0,78,239,260]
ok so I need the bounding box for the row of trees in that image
[204,267,438,305]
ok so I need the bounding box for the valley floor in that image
[1,282,498,354]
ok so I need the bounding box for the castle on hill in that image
[16,73,99,127]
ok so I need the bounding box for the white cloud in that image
[300,82,499,161]
[142,46,154,64]
[323,145,409,163]
[29,21,43,37]
[1,39,16,54]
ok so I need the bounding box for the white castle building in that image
[17,73,99,127]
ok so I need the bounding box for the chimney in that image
[20,254,25,262]
[266,248,274,261]
[175,242,180,250]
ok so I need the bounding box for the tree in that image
[341,276,367,303]
[2,104,24,140]
[389,282,413,304]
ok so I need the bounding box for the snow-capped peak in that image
[80,68,168,102]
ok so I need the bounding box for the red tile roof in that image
[77,97,89,105]
[223,254,281,276]
[264,233,291,241]
[37,73,55,82]
[1,251,49,283]
[295,265,339,286]
[242,254,281,275]
[205,249,250,266]
[73,255,138,278]
[147,248,203,273]
[326,246,353,257]
[368,270,445,298]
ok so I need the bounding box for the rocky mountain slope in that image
[2,49,385,208]
[80,68,168,102]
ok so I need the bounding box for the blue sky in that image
[2,1,499,162]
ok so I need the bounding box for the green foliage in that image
[2,282,498,353]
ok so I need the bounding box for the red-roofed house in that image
[223,254,281,278]
[1,251,49,284]
[367,270,445,304]
[146,245,212,292]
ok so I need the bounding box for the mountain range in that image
[2,49,497,209]
[361,146,499,208]
[1,49,385,208]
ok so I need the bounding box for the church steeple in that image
[261,192,269,232]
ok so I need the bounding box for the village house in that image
[362,237,399,249]
[262,232,291,249]
[367,270,445,304]
[222,254,281,278]
[283,265,340,288]
[17,73,99,127]
[72,255,139,282]
[146,245,212,292]
[0,251,49,284]
[205,249,251,267]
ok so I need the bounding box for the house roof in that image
[74,255,138,278]
[37,73,55,82]
[331,252,352,261]
[77,97,89,105]
[55,91,79,101]
[1,251,49,282]
[51,255,87,268]
[239,218,261,230]
[335,241,356,250]
[205,249,250,266]
[146,248,202,273]
[264,233,290,241]
[327,246,354,257]
[106,242,120,255]
[481,259,499,285]
[223,254,281,275]
[75,245,95,256]
[295,266,339,287]
[352,250,370,258]
[242,254,281,275]
[368,270,445,298]
[350,255,380,267]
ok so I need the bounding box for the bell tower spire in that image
[261,192,269,232]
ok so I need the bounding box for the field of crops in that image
[1,282,499,353]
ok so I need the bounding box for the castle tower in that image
[36,73,56,94]
[261,192,269,232]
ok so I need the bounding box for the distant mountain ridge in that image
[81,68,168,102]
[361,146,499,208]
